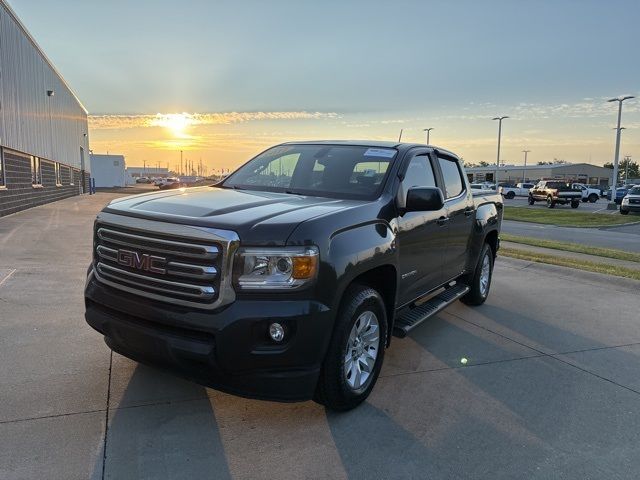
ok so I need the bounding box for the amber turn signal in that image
[292,256,318,279]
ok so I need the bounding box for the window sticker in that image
[364,148,396,158]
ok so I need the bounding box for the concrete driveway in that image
[1,194,640,480]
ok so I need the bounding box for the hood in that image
[103,186,363,245]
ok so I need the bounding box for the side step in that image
[393,284,470,338]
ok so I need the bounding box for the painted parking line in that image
[0,268,17,287]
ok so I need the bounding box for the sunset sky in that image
[10,0,640,174]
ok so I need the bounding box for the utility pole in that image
[607,95,634,209]
[492,116,509,185]
[522,150,530,184]
[398,129,403,142]
[624,155,631,184]
[180,150,183,177]
[423,128,434,145]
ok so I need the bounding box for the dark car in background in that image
[607,186,629,204]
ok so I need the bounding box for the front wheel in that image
[528,196,535,205]
[588,194,598,203]
[620,208,629,215]
[546,196,555,208]
[461,243,494,306]
[315,285,387,411]
[505,191,515,199]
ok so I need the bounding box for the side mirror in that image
[405,187,444,212]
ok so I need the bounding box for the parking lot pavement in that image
[503,196,614,212]
[503,220,640,252]
[2,194,640,479]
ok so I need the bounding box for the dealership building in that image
[0,0,90,217]
[465,162,613,186]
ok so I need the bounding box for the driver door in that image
[396,151,449,306]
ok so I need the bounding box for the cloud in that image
[88,111,339,130]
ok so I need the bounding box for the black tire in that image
[588,194,598,203]
[505,191,515,199]
[315,285,387,411]
[461,243,494,306]
[581,198,588,203]
[620,208,629,215]
[546,196,555,208]
[571,201,580,209]
[528,195,535,205]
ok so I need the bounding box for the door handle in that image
[464,207,474,217]
[437,216,450,226]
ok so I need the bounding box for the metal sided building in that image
[0,0,90,217]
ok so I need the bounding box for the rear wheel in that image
[588,194,598,203]
[461,243,494,306]
[571,201,580,209]
[528,195,535,205]
[505,191,515,199]
[315,285,387,411]
[546,196,555,208]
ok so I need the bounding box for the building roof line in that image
[0,0,88,114]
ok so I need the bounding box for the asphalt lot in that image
[503,195,619,212]
[503,220,640,252]
[1,194,640,480]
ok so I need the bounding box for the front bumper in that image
[85,272,333,401]
[621,203,640,212]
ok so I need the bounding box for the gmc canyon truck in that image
[85,141,503,410]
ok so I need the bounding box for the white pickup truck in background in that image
[499,182,535,199]
[571,183,601,203]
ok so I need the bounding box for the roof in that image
[0,0,88,114]
[280,140,458,157]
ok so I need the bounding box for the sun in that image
[150,113,194,137]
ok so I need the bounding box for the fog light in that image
[269,323,285,342]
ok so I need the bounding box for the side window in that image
[437,156,464,198]
[31,156,42,185]
[402,154,436,189]
[0,147,5,187]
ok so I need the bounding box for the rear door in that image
[435,154,476,281]
[396,150,449,305]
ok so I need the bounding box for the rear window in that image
[547,182,571,189]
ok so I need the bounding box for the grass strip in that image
[501,234,640,263]
[503,206,635,227]
[500,247,640,281]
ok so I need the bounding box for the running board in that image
[393,284,470,338]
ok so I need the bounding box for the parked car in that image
[607,187,629,204]
[135,176,151,184]
[620,185,640,215]
[85,141,503,410]
[158,177,182,190]
[528,181,582,208]
[153,178,166,187]
[500,182,535,199]
[571,183,600,203]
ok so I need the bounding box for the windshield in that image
[629,186,640,195]
[222,144,397,200]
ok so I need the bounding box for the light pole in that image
[624,155,631,184]
[423,128,434,145]
[398,129,403,142]
[607,95,634,209]
[522,149,530,184]
[492,116,509,185]
[180,150,183,176]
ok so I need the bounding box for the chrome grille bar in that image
[96,263,216,300]
[97,227,219,259]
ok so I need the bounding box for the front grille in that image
[92,213,239,309]
[630,198,640,204]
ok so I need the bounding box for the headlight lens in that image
[622,197,629,205]
[234,246,319,290]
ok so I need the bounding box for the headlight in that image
[621,197,629,205]
[234,246,319,290]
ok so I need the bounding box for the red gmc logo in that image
[117,249,166,274]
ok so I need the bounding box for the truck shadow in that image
[94,359,232,480]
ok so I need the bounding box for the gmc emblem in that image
[117,249,166,274]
